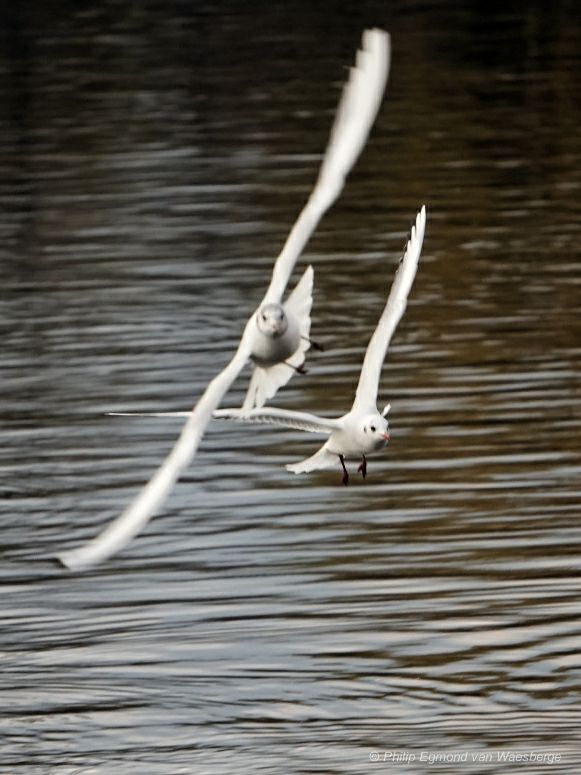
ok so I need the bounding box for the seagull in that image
[57,29,391,570]
[242,262,316,412]
[123,206,426,485]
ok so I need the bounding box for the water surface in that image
[1,1,581,772]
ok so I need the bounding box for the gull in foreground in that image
[127,207,426,485]
[57,29,390,570]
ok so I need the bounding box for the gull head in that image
[358,412,390,451]
[257,304,288,338]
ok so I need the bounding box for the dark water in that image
[2,1,581,772]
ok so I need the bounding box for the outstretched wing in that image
[352,205,426,412]
[214,406,339,435]
[109,405,338,435]
[58,334,253,571]
[262,28,390,305]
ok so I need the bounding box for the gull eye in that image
[261,313,267,321]
[370,425,376,432]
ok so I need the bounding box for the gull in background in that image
[58,29,391,570]
[127,207,426,485]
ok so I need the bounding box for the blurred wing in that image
[263,28,390,304]
[214,406,339,435]
[58,341,252,571]
[352,205,426,412]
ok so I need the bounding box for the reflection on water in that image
[1,1,581,772]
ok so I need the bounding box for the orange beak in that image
[382,432,390,441]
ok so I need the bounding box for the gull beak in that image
[382,431,390,441]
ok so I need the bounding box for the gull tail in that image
[241,364,290,413]
[286,444,337,475]
[242,266,314,411]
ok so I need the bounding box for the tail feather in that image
[242,363,297,412]
[286,444,337,474]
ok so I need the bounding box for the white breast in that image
[250,315,300,366]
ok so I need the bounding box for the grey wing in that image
[262,28,390,304]
[57,337,253,571]
[213,406,339,435]
[352,205,426,412]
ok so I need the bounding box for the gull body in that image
[58,28,391,569]
[251,303,301,366]
[284,408,391,484]
[324,412,390,459]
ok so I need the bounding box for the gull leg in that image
[339,454,349,486]
[357,455,367,479]
[301,335,325,352]
[285,361,307,374]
